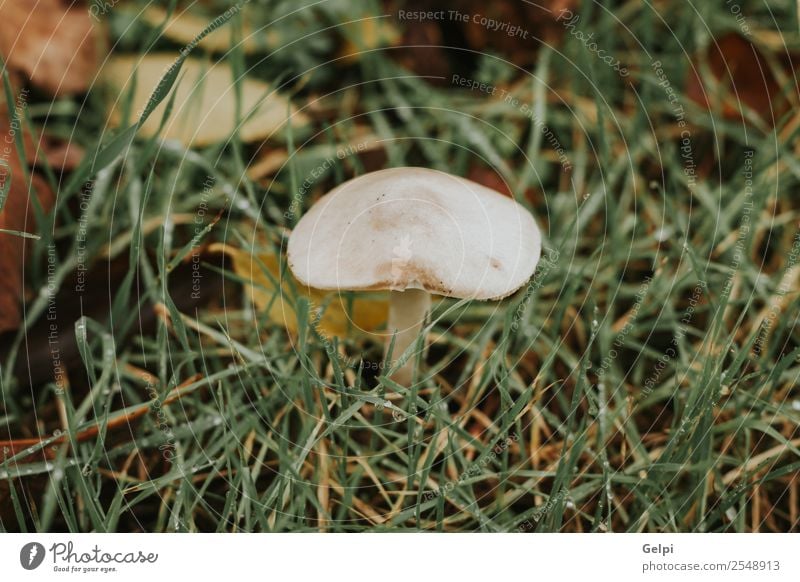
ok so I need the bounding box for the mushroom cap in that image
[287,167,542,300]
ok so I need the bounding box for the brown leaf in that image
[0,0,99,96]
[11,114,85,172]
[395,20,452,82]
[337,14,402,63]
[466,166,513,197]
[103,55,310,146]
[33,137,84,172]
[247,128,383,181]
[686,33,789,126]
[460,0,577,65]
[384,0,577,74]
[466,165,541,205]
[1,91,85,171]
[0,114,55,334]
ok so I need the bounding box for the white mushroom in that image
[287,167,541,384]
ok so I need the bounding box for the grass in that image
[1,0,799,532]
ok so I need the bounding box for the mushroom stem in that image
[386,289,431,384]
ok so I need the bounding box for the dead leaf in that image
[103,54,310,146]
[210,242,389,336]
[466,166,513,197]
[246,150,291,182]
[0,114,55,334]
[394,19,451,82]
[460,0,577,65]
[337,16,401,63]
[142,5,271,55]
[686,33,789,126]
[247,129,383,181]
[0,95,85,172]
[14,120,85,173]
[0,0,100,96]
[31,137,84,172]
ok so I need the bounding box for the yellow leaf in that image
[142,6,276,55]
[338,17,401,63]
[247,130,384,181]
[209,243,388,337]
[103,54,309,146]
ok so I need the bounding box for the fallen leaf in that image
[0,114,55,334]
[210,242,389,337]
[686,33,789,126]
[337,15,401,63]
[394,19,451,83]
[103,54,310,146]
[460,0,577,65]
[18,123,85,173]
[466,166,513,197]
[0,0,100,96]
[246,149,290,182]
[31,137,84,172]
[247,129,383,181]
[142,5,271,55]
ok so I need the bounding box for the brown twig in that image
[0,374,202,463]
